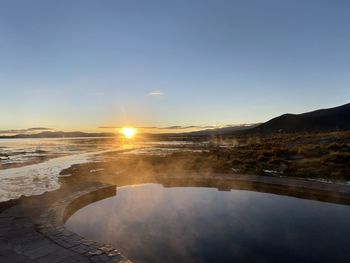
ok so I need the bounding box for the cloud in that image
[98,125,216,130]
[98,126,121,129]
[99,126,158,129]
[27,127,53,131]
[0,127,53,135]
[98,124,260,132]
[157,126,204,130]
[148,90,164,96]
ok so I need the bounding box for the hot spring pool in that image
[65,183,350,263]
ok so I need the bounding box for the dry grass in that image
[60,130,350,182]
[202,130,350,180]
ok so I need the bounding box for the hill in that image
[250,103,350,134]
[184,124,260,136]
[2,103,349,139]
[0,131,115,139]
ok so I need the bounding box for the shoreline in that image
[0,147,140,202]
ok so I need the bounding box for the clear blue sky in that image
[0,0,349,132]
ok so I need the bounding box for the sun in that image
[120,127,137,139]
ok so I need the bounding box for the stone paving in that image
[1,172,350,262]
[0,183,131,263]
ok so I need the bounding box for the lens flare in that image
[120,127,137,139]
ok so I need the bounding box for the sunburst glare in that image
[120,127,137,139]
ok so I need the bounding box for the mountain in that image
[2,103,349,139]
[178,103,350,137]
[183,124,260,136]
[0,131,115,139]
[249,103,350,134]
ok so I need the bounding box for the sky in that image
[0,0,349,133]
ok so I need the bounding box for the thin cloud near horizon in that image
[98,125,213,130]
[148,90,164,96]
[0,127,53,135]
[98,124,257,130]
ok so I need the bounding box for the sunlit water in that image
[0,138,199,201]
[0,137,119,168]
[66,184,350,263]
[0,138,123,201]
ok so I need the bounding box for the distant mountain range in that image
[0,131,115,139]
[1,103,349,139]
[178,102,350,136]
[182,124,261,136]
[249,102,350,134]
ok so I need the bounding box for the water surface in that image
[66,183,350,263]
[0,138,201,201]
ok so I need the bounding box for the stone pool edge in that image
[2,173,350,262]
[35,184,131,263]
[0,182,132,263]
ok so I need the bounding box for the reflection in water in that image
[66,184,350,263]
[0,137,120,169]
[0,137,199,201]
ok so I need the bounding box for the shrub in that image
[268,158,288,166]
[328,143,347,151]
[257,154,270,163]
[297,145,327,158]
[231,158,244,166]
[322,152,350,165]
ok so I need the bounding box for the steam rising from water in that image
[66,183,350,263]
[0,138,200,202]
